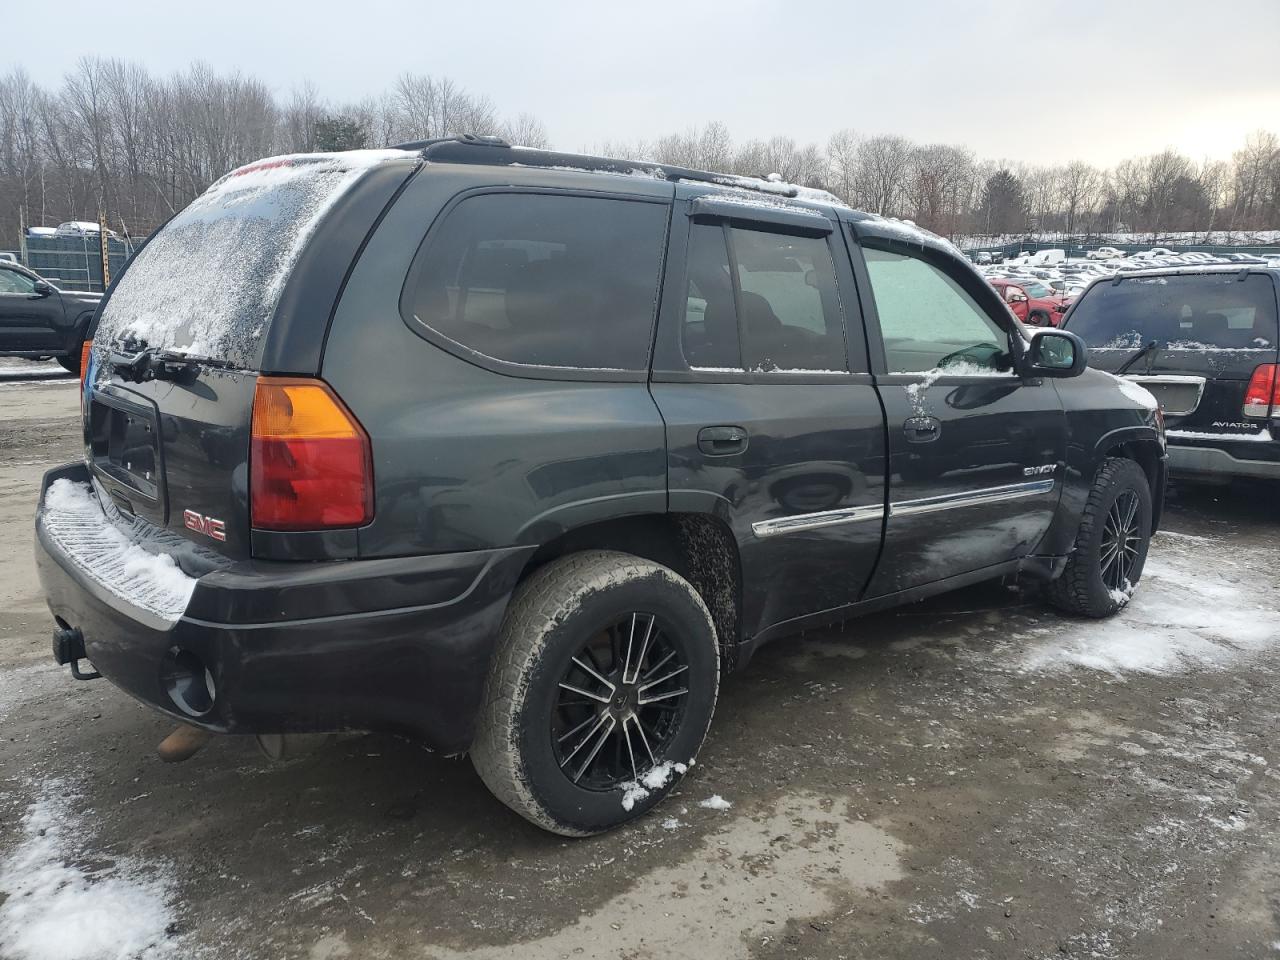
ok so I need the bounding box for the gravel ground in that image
[1,377,1278,960]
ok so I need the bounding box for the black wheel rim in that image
[551,612,689,791]
[1100,489,1142,592]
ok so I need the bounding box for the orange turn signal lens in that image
[250,377,373,530]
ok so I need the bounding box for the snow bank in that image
[94,150,416,367]
[0,781,178,960]
[1018,549,1276,677]
[41,479,196,622]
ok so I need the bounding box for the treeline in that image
[601,124,1280,241]
[2,58,1278,246]
[0,59,549,241]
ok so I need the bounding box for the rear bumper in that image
[1167,440,1280,481]
[35,462,534,752]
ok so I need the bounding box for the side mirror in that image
[31,280,54,298]
[1024,329,1088,378]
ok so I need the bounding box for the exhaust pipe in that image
[255,733,332,762]
[157,724,213,763]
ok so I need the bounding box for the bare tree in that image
[852,135,913,216]
[1059,160,1103,238]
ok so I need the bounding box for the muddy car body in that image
[36,139,1166,833]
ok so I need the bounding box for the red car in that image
[989,278,1073,326]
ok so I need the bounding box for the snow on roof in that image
[709,173,845,207]
[697,188,830,218]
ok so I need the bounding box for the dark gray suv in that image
[35,138,1166,834]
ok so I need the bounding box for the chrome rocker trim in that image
[751,478,1056,538]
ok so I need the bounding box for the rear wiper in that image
[1115,340,1160,376]
[109,344,236,383]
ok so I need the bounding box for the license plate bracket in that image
[89,389,165,518]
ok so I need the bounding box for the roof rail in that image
[409,135,806,200]
[392,133,511,152]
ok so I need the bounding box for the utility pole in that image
[98,208,111,290]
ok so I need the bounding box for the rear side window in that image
[680,223,847,373]
[403,193,669,372]
[1067,274,1279,351]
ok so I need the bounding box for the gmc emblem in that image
[183,509,227,542]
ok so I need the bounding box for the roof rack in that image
[403,134,807,200]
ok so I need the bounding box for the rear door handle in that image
[903,416,941,443]
[698,425,748,456]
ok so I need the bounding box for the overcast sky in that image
[9,0,1279,167]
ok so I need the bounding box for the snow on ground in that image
[0,358,72,382]
[698,795,732,811]
[0,779,179,960]
[1016,531,1276,677]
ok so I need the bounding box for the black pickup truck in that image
[1062,265,1280,482]
[0,260,101,372]
[35,140,1166,835]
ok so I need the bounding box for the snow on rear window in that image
[94,150,415,368]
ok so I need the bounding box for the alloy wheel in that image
[551,613,689,790]
[1100,489,1142,592]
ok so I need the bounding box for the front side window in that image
[403,193,669,371]
[863,246,1011,374]
[680,223,847,373]
[0,268,36,294]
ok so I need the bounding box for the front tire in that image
[471,551,720,836]
[1045,457,1152,618]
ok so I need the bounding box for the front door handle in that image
[903,416,941,443]
[698,425,749,456]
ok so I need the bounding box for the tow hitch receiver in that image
[52,626,101,681]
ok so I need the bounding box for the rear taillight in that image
[78,340,92,390]
[1243,364,1279,419]
[250,377,373,530]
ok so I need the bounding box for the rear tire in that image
[471,550,719,836]
[57,352,81,375]
[1044,457,1152,618]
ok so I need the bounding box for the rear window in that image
[401,193,669,372]
[1067,274,1279,351]
[94,151,413,369]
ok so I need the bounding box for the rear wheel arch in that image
[516,512,743,668]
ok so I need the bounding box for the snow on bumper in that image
[39,478,196,623]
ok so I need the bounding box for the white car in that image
[53,221,120,240]
[1087,246,1124,260]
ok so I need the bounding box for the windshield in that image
[1019,280,1050,297]
[94,150,412,369]
[1066,274,1278,350]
